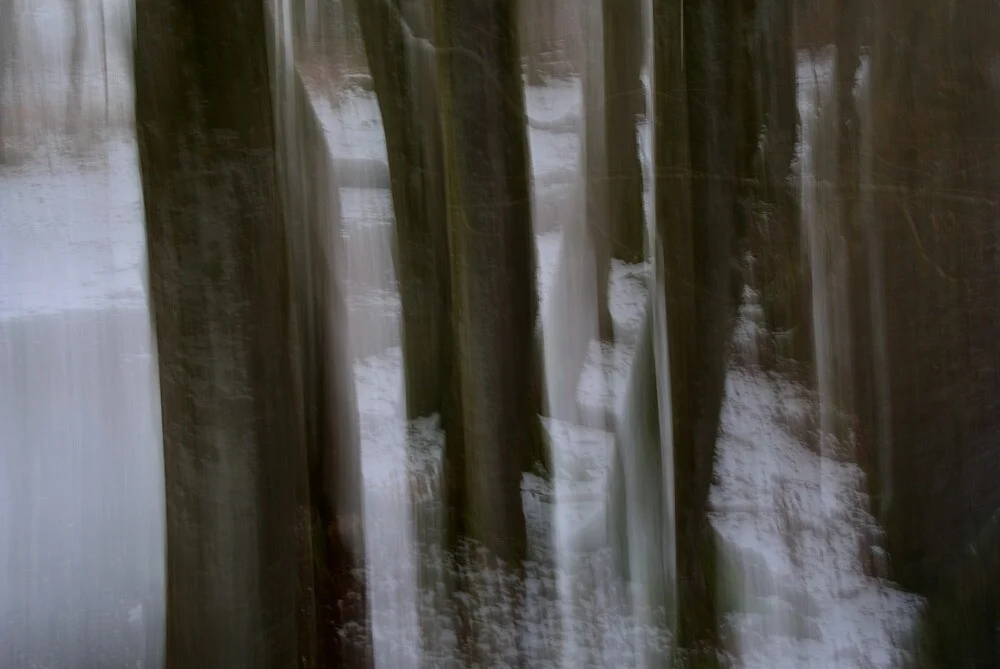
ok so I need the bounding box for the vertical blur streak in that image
[646,0,678,658]
[265,1,375,665]
[799,50,853,504]
[854,56,893,518]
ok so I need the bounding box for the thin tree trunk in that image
[837,0,863,436]
[753,0,809,366]
[67,0,87,135]
[267,7,373,662]
[606,295,670,668]
[651,0,703,660]
[601,0,645,263]
[649,0,751,662]
[435,0,546,565]
[355,0,452,425]
[581,0,614,342]
[837,0,883,530]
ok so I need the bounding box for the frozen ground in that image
[0,42,920,668]
[315,71,921,668]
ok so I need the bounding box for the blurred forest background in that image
[1,0,998,667]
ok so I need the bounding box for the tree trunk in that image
[581,0,614,342]
[267,7,374,664]
[648,0,751,663]
[135,1,369,666]
[355,0,453,426]
[354,0,460,658]
[66,0,87,136]
[435,0,546,564]
[837,0,885,528]
[601,0,646,263]
[870,0,1000,664]
[753,0,809,367]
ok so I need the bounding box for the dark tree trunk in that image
[66,0,87,135]
[355,0,453,427]
[354,0,462,658]
[648,0,753,663]
[837,0,885,527]
[435,0,546,564]
[651,0,709,660]
[581,0,614,342]
[869,0,1000,665]
[601,0,646,263]
[135,1,369,666]
[752,0,810,367]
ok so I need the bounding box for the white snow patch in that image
[313,91,388,163]
[712,365,922,669]
[524,79,581,123]
[535,228,564,307]
[0,137,147,319]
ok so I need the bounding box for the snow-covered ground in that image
[315,70,921,668]
[0,28,920,666]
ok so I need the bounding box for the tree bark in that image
[606,296,671,667]
[648,0,752,662]
[435,0,546,564]
[837,0,886,529]
[135,1,369,666]
[354,1,459,658]
[601,0,646,263]
[870,0,1000,664]
[581,0,614,341]
[355,0,452,426]
[752,0,809,367]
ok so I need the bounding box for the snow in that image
[0,38,921,666]
[712,366,922,668]
[0,138,146,319]
[535,229,564,306]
